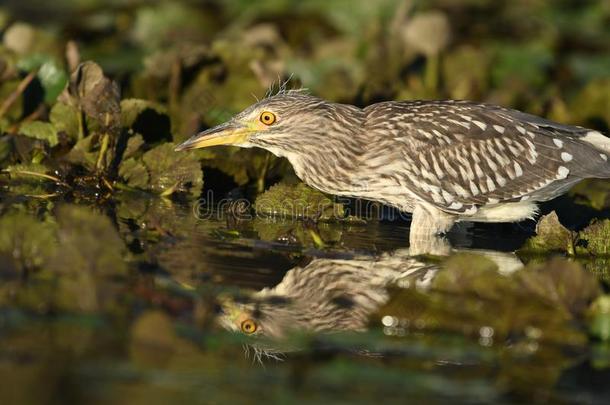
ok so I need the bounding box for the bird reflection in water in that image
[216,248,521,361]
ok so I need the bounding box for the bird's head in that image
[175,91,333,155]
[216,293,297,340]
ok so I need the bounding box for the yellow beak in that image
[174,122,251,151]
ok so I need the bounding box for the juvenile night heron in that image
[176,91,610,247]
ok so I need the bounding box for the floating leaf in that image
[18,121,58,146]
[519,212,575,255]
[119,157,149,189]
[3,163,58,195]
[576,219,610,257]
[255,182,344,220]
[141,142,203,196]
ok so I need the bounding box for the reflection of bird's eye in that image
[241,319,258,334]
[259,111,276,125]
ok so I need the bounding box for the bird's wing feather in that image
[363,100,609,215]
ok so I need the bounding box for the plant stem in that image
[96,133,109,171]
[0,70,38,119]
[3,169,67,186]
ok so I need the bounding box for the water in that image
[0,197,609,404]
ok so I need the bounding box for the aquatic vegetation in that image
[0,0,609,403]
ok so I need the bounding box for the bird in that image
[176,90,610,250]
[217,250,437,355]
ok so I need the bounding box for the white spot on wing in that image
[557,166,569,179]
[486,177,496,192]
[582,131,610,154]
[442,190,454,203]
[452,183,470,198]
[493,125,505,134]
[516,126,526,135]
[553,138,564,148]
[601,153,608,161]
[449,201,463,210]
[463,206,477,215]
[561,152,573,162]
[514,162,523,177]
[473,120,487,131]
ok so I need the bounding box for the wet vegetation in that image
[0,0,609,403]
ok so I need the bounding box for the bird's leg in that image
[408,205,455,256]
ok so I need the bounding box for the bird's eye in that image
[259,111,276,126]
[241,319,258,334]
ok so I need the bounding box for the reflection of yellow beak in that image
[175,122,250,151]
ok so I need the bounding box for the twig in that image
[0,70,38,119]
[2,169,67,186]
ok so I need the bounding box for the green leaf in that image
[121,98,168,128]
[518,212,575,255]
[18,121,58,146]
[122,134,145,161]
[119,157,149,189]
[254,182,344,220]
[141,143,203,196]
[576,219,610,257]
[3,163,58,195]
[49,102,80,141]
[64,135,97,171]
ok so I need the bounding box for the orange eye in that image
[259,111,276,125]
[241,319,258,334]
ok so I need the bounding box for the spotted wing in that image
[364,100,610,215]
